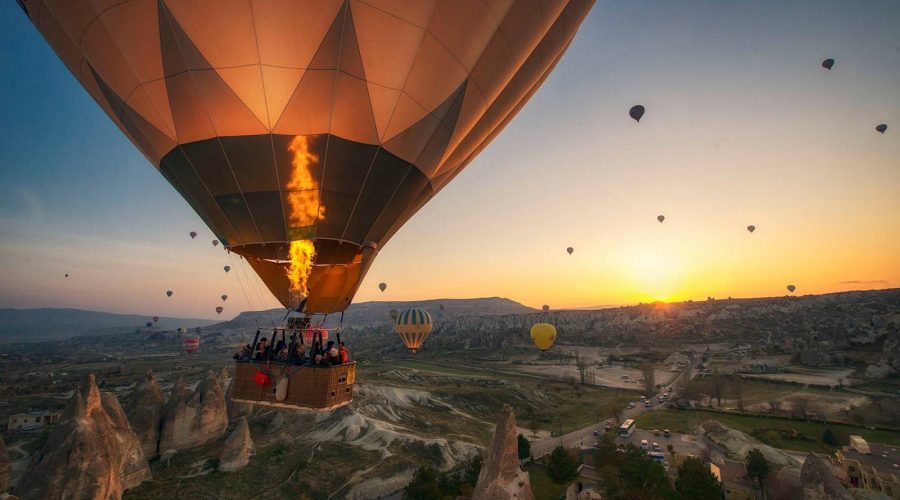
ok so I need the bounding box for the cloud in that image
[838,280,889,285]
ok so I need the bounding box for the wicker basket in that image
[231,361,356,411]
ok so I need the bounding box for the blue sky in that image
[1,1,898,319]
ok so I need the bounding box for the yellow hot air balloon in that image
[530,323,557,351]
[394,308,433,354]
[22,1,595,314]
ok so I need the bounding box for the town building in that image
[710,460,756,500]
[7,407,62,431]
[833,436,900,499]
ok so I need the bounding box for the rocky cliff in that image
[0,435,10,494]
[799,453,852,500]
[16,374,151,500]
[126,370,165,457]
[472,405,533,500]
[158,371,228,453]
[219,417,253,472]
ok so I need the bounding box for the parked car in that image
[593,430,601,437]
[640,439,650,451]
[652,442,660,451]
[663,429,671,437]
[653,429,660,436]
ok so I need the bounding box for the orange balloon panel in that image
[22,0,595,312]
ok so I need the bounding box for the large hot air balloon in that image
[747,225,756,233]
[394,308,433,354]
[629,105,645,122]
[566,247,574,255]
[787,284,796,293]
[215,306,224,315]
[189,231,197,239]
[166,290,173,297]
[379,282,387,293]
[183,337,200,355]
[530,323,557,351]
[21,1,595,316]
[657,215,666,223]
[221,294,228,302]
[876,124,887,134]
[821,58,834,70]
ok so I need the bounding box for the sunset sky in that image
[1,1,898,319]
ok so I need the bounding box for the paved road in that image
[530,354,699,458]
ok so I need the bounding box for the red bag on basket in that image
[252,370,271,386]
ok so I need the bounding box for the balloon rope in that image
[225,251,256,315]
[237,256,279,326]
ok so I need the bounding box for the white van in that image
[640,439,649,451]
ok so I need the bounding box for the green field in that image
[527,465,569,500]
[635,409,900,454]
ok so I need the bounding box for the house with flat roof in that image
[7,408,62,431]
[834,438,900,499]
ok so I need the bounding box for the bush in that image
[546,447,577,484]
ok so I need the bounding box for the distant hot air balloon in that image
[223,266,231,273]
[876,124,887,134]
[821,58,834,70]
[166,290,173,297]
[221,294,228,302]
[189,231,197,239]
[394,308,433,354]
[19,1,595,317]
[389,309,399,321]
[542,304,550,312]
[629,105,645,122]
[145,321,153,328]
[787,285,796,293]
[566,247,574,255]
[183,337,200,355]
[530,323,557,351]
[379,283,387,293]
[215,306,224,315]
[64,274,69,278]
[195,326,202,334]
[747,225,756,233]
[153,316,159,323]
[657,215,666,223]
[212,240,219,247]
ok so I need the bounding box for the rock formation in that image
[800,453,852,500]
[220,367,230,381]
[0,435,10,494]
[158,371,228,453]
[126,369,165,457]
[16,374,151,500]
[701,421,799,469]
[219,417,253,472]
[472,405,534,500]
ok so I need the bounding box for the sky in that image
[1,0,899,319]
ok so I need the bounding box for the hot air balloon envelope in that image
[212,240,219,247]
[153,316,159,322]
[223,266,231,273]
[221,294,228,302]
[166,290,173,297]
[394,308,433,354]
[64,274,69,278]
[389,309,399,321]
[822,58,834,70]
[566,247,574,255]
[876,124,887,134]
[22,1,594,316]
[747,225,756,233]
[183,337,200,354]
[189,231,197,239]
[542,304,550,312]
[215,306,224,314]
[787,285,796,293]
[657,215,665,223]
[378,282,387,292]
[145,321,153,328]
[530,323,557,351]
[629,105,645,122]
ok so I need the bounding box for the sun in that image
[627,249,682,303]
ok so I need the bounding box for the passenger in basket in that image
[232,344,251,361]
[323,341,337,365]
[291,343,308,365]
[338,342,350,364]
[254,337,272,361]
[274,342,289,362]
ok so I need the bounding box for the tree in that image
[731,375,745,410]
[794,396,814,419]
[517,433,531,461]
[822,427,838,446]
[641,365,656,397]
[745,448,770,495]
[711,367,724,406]
[619,447,673,499]
[597,464,624,498]
[675,457,724,499]
[403,467,444,500]
[546,446,578,484]
[463,454,483,487]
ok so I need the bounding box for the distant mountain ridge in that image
[208,297,536,331]
[0,308,218,343]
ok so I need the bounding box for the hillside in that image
[208,297,535,331]
[0,308,218,343]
